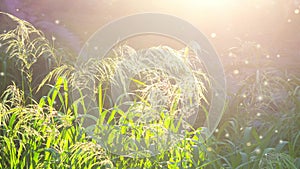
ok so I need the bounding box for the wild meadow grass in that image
[0,12,299,168]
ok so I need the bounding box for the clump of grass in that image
[78,45,211,157]
[228,70,298,126]
[0,78,113,168]
[39,44,211,157]
[0,12,72,102]
[213,40,300,168]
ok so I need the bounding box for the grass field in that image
[0,12,299,169]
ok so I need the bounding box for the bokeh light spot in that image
[233,69,239,75]
[210,33,217,38]
[257,95,263,101]
[246,142,251,146]
[207,147,213,152]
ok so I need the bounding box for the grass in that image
[0,80,113,168]
[0,12,299,168]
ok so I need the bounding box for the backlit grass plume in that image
[0,12,60,100]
